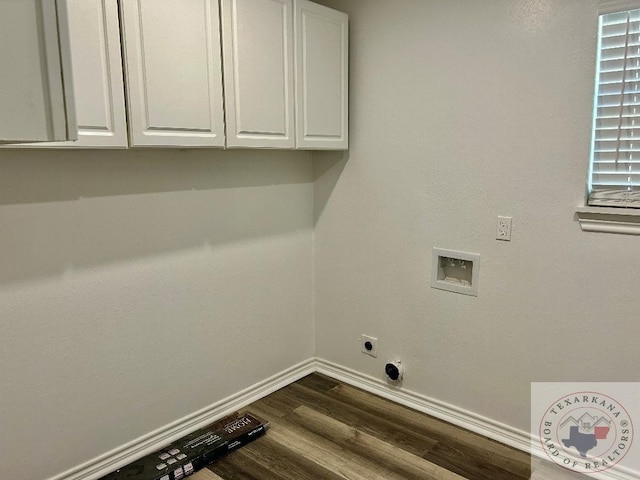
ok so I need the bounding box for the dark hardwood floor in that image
[193,373,536,480]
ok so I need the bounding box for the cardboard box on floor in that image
[101,412,268,480]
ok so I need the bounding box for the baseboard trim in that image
[48,358,316,480]
[48,357,639,480]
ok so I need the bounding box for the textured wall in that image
[314,0,640,433]
[0,149,314,480]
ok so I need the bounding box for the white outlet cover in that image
[361,334,377,357]
[496,216,512,241]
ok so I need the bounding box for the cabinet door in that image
[221,0,295,148]
[295,0,348,149]
[120,0,225,147]
[64,0,127,147]
[0,0,76,143]
[6,0,127,148]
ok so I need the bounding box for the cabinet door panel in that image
[222,0,295,148]
[0,0,75,143]
[295,0,348,149]
[121,0,225,147]
[7,0,127,148]
[67,0,126,147]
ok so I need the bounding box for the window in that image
[589,7,640,207]
[577,1,640,234]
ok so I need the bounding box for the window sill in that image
[576,206,640,235]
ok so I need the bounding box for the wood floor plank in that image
[423,441,529,480]
[251,388,303,418]
[295,372,341,393]
[220,433,345,480]
[291,404,467,480]
[190,469,225,480]
[272,382,438,456]
[327,381,531,476]
[250,403,412,480]
[208,449,285,480]
[249,395,293,419]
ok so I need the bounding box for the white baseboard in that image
[48,357,640,480]
[47,358,316,480]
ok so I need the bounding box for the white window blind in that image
[589,8,640,207]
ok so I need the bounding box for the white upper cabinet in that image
[0,0,76,143]
[2,0,347,150]
[221,0,296,148]
[221,0,348,150]
[120,0,226,147]
[294,0,348,149]
[9,0,128,148]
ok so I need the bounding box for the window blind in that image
[589,8,640,207]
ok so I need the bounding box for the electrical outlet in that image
[361,334,377,357]
[496,216,512,241]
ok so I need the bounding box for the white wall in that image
[0,149,315,480]
[314,0,640,434]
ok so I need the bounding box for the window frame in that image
[577,0,640,234]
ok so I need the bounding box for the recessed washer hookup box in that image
[101,412,268,480]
